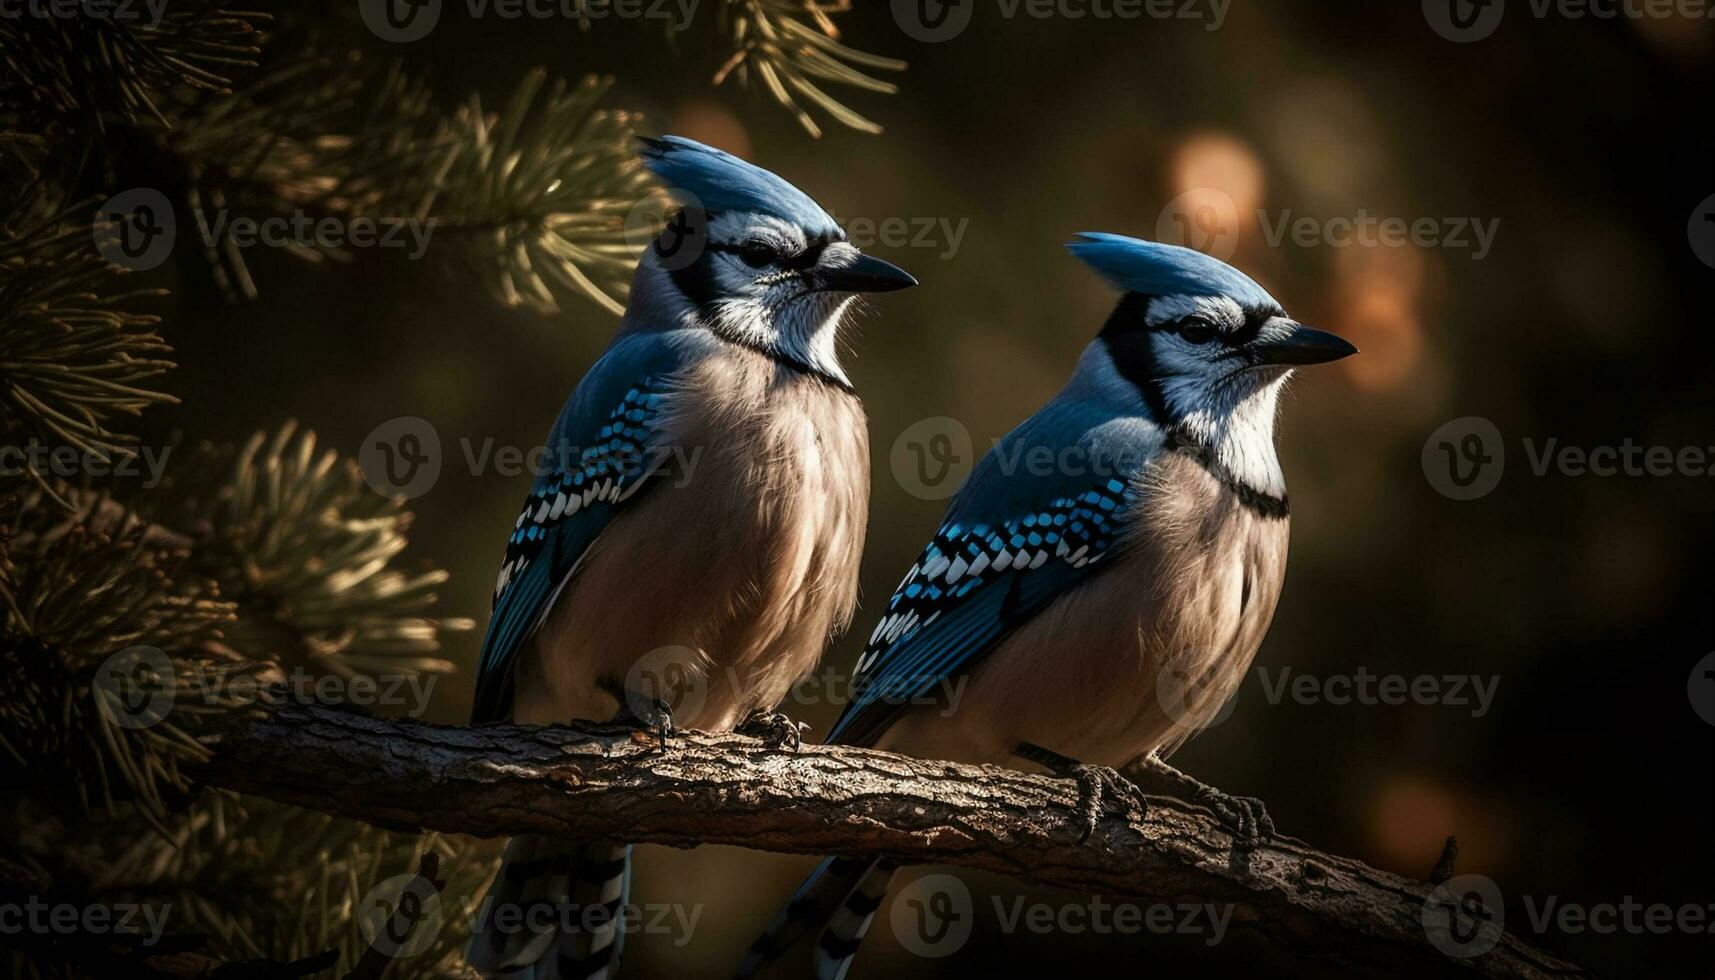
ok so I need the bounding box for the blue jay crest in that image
[637,136,842,240]
[1066,232,1279,311]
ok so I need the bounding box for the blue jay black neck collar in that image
[717,332,857,394]
[1161,430,1290,520]
[1101,294,1288,520]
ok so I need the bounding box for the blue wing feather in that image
[828,400,1154,747]
[470,334,688,723]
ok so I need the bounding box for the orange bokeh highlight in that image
[1332,240,1427,391]
[1367,774,1513,876]
[1171,132,1266,213]
[667,101,751,159]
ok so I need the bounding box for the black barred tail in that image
[735,857,897,980]
[466,835,632,980]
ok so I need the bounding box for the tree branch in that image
[186,700,1586,980]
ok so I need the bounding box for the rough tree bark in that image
[180,699,1588,979]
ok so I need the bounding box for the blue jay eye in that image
[1177,321,1220,345]
[739,243,776,267]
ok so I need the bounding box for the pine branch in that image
[0,3,269,131]
[129,421,475,676]
[0,214,178,493]
[178,700,1590,980]
[172,59,652,314]
[0,493,236,825]
[3,439,480,977]
[717,0,906,136]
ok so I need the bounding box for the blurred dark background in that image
[126,2,1712,975]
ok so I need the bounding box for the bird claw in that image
[608,695,675,751]
[1013,742,1148,843]
[1194,788,1275,844]
[736,708,808,750]
[1070,764,1151,844]
[1130,754,1275,846]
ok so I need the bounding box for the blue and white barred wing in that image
[826,405,1142,748]
[470,335,685,724]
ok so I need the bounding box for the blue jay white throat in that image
[739,234,1354,980]
[465,136,913,980]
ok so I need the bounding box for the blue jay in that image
[738,234,1355,980]
[464,136,915,980]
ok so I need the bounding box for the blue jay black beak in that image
[1248,324,1358,366]
[809,252,918,294]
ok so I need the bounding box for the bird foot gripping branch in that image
[735,708,810,751]
[1015,741,1153,844]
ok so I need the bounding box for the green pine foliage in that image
[0,3,901,975]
